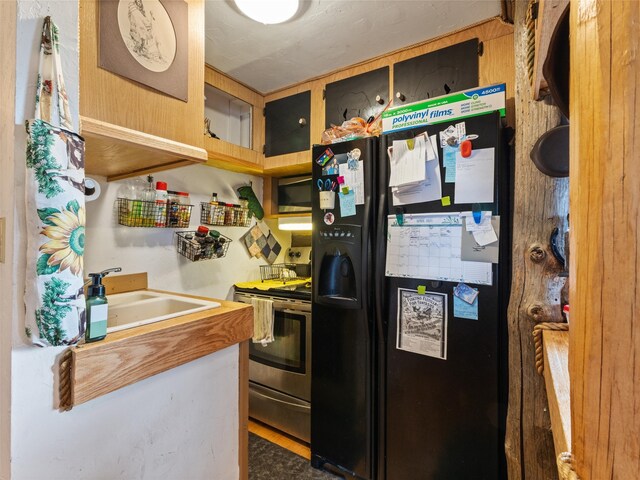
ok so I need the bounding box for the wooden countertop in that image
[60,274,253,409]
[542,329,571,457]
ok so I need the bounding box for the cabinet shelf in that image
[82,116,207,182]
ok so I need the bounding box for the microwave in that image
[277,175,312,214]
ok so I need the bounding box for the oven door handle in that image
[251,389,311,411]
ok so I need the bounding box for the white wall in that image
[11,345,239,480]
[10,2,289,479]
[204,84,252,148]
[84,167,289,300]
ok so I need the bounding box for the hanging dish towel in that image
[24,17,86,346]
[251,298,274,346]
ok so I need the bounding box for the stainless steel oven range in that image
[234,248,312,443]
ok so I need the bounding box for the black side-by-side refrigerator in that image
[311,111,510,480]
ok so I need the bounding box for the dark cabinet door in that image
[393,38,479,104]
[265,91,311,157]
[324,67,389,128]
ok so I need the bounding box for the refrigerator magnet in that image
[338,190,356,217]
[315,148,334,167]
[323,212,335,225]
[453,283,479,304]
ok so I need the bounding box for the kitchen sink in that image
[106,290,221,333]
[107,291,158,307]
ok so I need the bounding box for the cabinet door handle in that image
[396,92,406,102]
[298,117,307,127]
[376,95,385,105]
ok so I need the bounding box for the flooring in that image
[249,432,340,480]
[248,419,310,460]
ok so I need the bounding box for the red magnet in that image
[460,139,472,158]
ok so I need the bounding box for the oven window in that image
[249,309,306,374]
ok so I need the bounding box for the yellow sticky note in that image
[417,285,426,295]
[441,196,451,206]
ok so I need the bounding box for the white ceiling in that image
[204,0,502,94]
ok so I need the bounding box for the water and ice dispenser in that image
[315,225,362,306]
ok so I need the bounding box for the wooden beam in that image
[504,1,568,478]
[570,1,640,478]
[0,0,15,476]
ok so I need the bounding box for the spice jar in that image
[238,197,249,226]
[224,203,235,225]
[177,192,191,227]
[208,193,218,224]
[167,191,180,227]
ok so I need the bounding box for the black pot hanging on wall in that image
[530,124,569,177]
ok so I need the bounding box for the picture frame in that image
[99,0,188,102]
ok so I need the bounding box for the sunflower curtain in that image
[24,17,86,346]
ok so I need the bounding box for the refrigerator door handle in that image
[374,144,389,480]
[375,162,387,341]
[375,195,385,336]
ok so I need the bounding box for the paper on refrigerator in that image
[392,135,442,206]
[454,147,495,204]
[338,160,365,205]
[397,288,448,360]
[385,212,493,285]
[460,216,501,263]
[461,211,498,246]
[388,136,429,187]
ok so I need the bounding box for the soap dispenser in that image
[85,267,122,343]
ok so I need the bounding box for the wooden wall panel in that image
[479,33,516,127]
[570,1,640,478]
[79,0,204,148]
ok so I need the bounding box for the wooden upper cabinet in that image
[324,67,389,128]
[264,91,311,158]
[79,0,207,181]
[203,66,264,175]
[392,38,480,105]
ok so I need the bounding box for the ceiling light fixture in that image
[234,0,299,25]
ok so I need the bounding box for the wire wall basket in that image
[260,263,312,282]
[117,198,192,228]
[200,202,251,227]
[175,231,232,262]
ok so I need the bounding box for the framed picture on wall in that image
[99,0,188,102]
